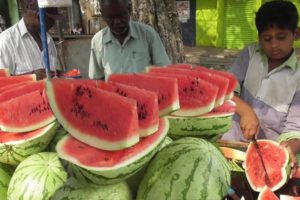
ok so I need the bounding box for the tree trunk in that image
[131,0,185,64]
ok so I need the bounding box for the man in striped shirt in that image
[0,0,62,79]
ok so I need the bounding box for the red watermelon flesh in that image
[245,140,290,192]
[0,74,36,89]
[108,74,180,116]
[165,63,193,69]
[0,89,55,132]
[194,66,238,100]
[0,80,45,103]
[147,67,229,107]
[147,72,218,116]
[46,79,140,151]
[258,187,279,200]
[0,81,34,93]
[99,81,159,137]
[201,100,236,117]
[56,118,168,168]
[0,69,9,77]
[0,123,53,143]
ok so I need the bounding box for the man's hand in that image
[280,139,300,178]
[33,69,57,80]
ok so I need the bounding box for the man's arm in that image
[88,37,105,80]
[0,35,14,73]
[149,30,171,66]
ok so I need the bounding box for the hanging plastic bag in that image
[38,0,72,8]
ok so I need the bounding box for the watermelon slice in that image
[0,69,9,77]
[147,67,229,107]
[147,72,218,116]
[194,66,238,100]
[165,63,193,69]
[0,80,45,103]
[258,187,279,200]
[0,122,59,165]
[0,74,36,89]
[46,79,140,151]
[99,81,159,137]
[108,74,180,116]
[0,81,34,93]
[56,118,169,185]
[244,140,290,192]
[167,100,235,141]
[0,89,55,132]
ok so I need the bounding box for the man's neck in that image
[112,26,129,45]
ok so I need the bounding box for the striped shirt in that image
[89,20,171,79]
[222,43,300,142]
[0,18,59,75]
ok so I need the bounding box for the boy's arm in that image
[277,89,300,176]
[232,95,260,139]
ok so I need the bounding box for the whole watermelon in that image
[7,152,67,200]
[137,137,231,200]
[0,163,14,200]
[51,177,132,200]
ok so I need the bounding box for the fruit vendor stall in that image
[1,63,300,199]
[1,1,300,200]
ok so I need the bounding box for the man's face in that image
[259,26,298,62]
[101,2,130,36]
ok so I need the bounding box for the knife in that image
[252,138,271,185]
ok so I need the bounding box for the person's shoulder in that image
[0,23,18,41]
[131,21,158,35]
[91,27,109,42]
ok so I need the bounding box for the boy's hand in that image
[239,110,260,140]
[280,139,300,178]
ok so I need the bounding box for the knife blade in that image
[252,138,271,185]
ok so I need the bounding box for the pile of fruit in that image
[0,65,240,200]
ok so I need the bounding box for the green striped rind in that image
[0,122,59,165]
[7,152,67,200]
[128,136,174,198]
[167,113,233,141]
[58,118,170,185]
[0,163,14,200]
[51,177,132,200]
[137,137,231,200]
[46,126,68,152]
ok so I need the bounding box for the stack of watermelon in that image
[145,64,237,141]
[0,64,237,199]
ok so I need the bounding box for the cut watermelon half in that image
[0,89,55,132]
[0,122,59,165]
[258,187,279,200]
[0,74,36,89]
[194,66,238,100]
[147,72,218,116]
[108,74,180,116]
[46,79,140,151]
[0,69,9,77]
[99,81,159,137]
[147,67,229,107]
[56,118,169,185]
[0,80,45,104]
[244,140,290,192]
[280,195,300,200]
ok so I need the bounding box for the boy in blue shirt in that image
[223,1,300,176]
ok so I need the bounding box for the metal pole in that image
[38,7,51,79]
